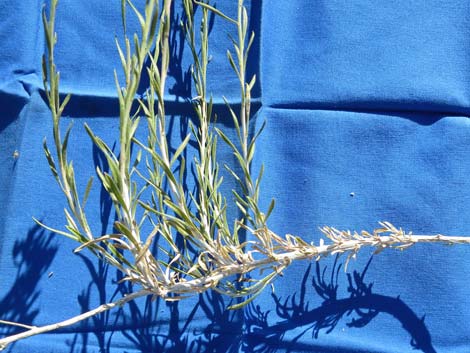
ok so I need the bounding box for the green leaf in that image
[265,198,276,221]
[249,119,266,146]
[115,38,128,74]
[43,139,59,181]
[74,234,125,253]
[241,6,249,38]
[170,134,191,166]
[84,123,119,171]
[247,74,256,92]
[226,50,240,80]
[224,164,248,194]
[82,176,94,207]
[129,116,141,139]
[58,93,71,116]
[132,149,142,171]
[215,128,237,152]
[127,0,145,30]
[246,31,255,56]
[227,271,278,310]
[179,156,186,184]
[134,228,158,263]
[34,217,78,241]
[114,221,134,240]
[61,122,74,159]
[148,1,158,41]
[121,0,127,33]
[194,1,237,24]
[138,200,159,215]
[222,97,240,134]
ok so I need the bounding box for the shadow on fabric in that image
[269,103,470,125]
[0,92,27,134]
[117,289,242,353]
[244,257,437,353]
[66,267,243,353]
[63,112,243,352]
[0,225,58,340]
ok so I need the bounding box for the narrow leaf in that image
[194,1,237,24]
[82,176,94,207]
[171,134,191,166]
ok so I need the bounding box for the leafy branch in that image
[1,0,470,350]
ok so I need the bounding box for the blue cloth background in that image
[1,1,470,352]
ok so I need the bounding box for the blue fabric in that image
[1,1,470,352]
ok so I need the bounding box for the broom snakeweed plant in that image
[1,0,470,349]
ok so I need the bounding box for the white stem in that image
[1,233,469,350]
[0,289,150,351]
[0,321,36,330]
[162,233,470,294]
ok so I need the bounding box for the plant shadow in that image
[0,225,58,345]
[117,285,242,353]
[66,267,243,353]
[244,257,437,353]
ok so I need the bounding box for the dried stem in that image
[1,230,468,350]
[0,289,150,351]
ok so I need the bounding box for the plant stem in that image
[1,232,468,350]
[0,289,150,351]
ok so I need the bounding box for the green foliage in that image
[38,0,470,315]
[41,0,278,304]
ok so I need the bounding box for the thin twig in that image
[0,321,37,330]
[0,289,150,351]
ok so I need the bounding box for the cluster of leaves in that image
[40,0,470,311]
[41,0,279,307]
